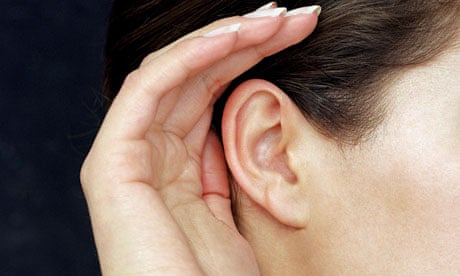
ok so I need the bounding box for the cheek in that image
[342,121,460,261]
[407,146,457,206]
[391,99,460,203]
[339,51,460,261]
[396,144,460,218]
[371,102,460,234]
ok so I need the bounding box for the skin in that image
[81,3,459,275]
[227,45,460,275]
[81,6,318,276]
[332,48,460,274]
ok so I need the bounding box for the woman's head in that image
[104,1,460,274]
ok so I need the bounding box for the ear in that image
[222,79,316,228]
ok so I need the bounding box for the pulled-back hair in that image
[104,0,460,142]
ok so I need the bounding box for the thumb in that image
[201,131,237,230]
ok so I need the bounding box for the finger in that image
[183,105,214,157]
[139,7,285,67]
[201,132,237,231]
[99,16,285,141]
[99,32,238,141]
[157,132,239,275]
[148,15,285,126]
[139,17,241,67]
[163,13,319,136]
[181,84,228,156]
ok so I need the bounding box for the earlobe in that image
[222,79,310,228]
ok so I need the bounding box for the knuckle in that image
[122,69,143,89]
[140,52,156,67]
[252,46,265,62]
[175,37,209,68]
[200,70,222,94]
[176,39,201,62]
[206,16,240,31]
[79,155,93,193]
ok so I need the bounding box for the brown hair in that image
[104,0,460,142]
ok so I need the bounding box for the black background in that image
[1,1,111,275]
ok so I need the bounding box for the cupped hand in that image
[81,5,319,276]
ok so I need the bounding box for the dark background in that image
[1,1,112,275]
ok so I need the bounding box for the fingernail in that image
[256,2,278,11]
[204,23,241,37]
[285,5,322,17]
[243,7,287,18]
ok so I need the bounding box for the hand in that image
[81,7,318,276]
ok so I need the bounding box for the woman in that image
[81,1,460,274]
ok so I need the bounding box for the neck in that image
[236,197,320,275]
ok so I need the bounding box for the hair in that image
[104,0,460,143]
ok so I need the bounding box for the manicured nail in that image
[204,23,241,37]
[256,2,277,11]
[285,5,322,17]
[243,7,287,18]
